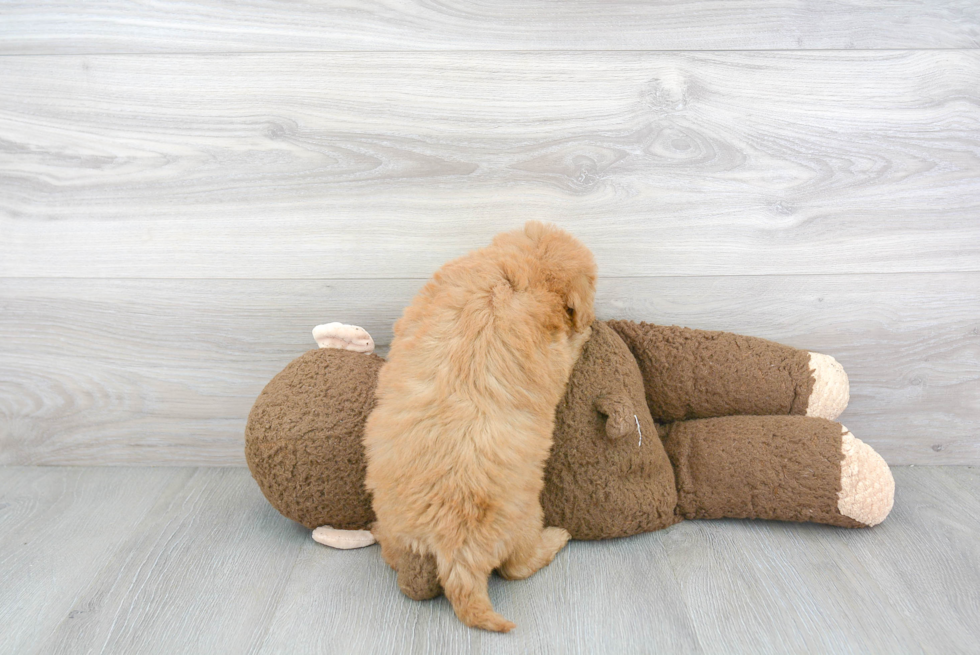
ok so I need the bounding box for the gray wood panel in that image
[1,1,978,54]
[838,465,980,652]
[2,466,978,654]
[2,273,977,466]
[3,51,979,279]
[0,467,180,655]
[663,466,980,654]
[35,468,305,655]
[661,521,917,653]
[257,528,702,654]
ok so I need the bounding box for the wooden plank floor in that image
[1,466,977,654]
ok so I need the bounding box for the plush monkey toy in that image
[246,321,893,600]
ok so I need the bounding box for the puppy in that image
[364,221,597,632]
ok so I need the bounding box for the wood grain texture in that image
[1,1,978,54]
[2,273,977,466]
[2,51,979,279]
[831,465,980,652]
[662,521,916,653]
[257,530,700,654]
[603,275,980,465]
[0,467,180,655]
[1,466,978,654]
[34,468,305,655]
[662,466,980,654]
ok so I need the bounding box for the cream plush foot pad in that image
[313,323,375,353]
[312,525,377,549]
[838,427,895,527]
[807,352,849,420]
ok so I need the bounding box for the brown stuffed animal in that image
[245,321,893,600]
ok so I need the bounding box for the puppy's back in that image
[364,221,596,631]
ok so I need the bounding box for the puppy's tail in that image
[437,554,515,632]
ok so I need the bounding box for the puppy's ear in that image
[564,271,596,332]
[517,220,596,331]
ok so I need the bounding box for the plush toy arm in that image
[312,525,376,549]
[305,323,377,549]
[663,415,894,527]
[594,393,641,440]
[606,320,847,422]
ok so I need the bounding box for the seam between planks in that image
[1,48,979,58]
[3,271,980,283]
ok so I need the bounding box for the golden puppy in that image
[364,221,597,632]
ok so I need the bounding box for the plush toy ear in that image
[312,322,375,353]
[594,393,638,440]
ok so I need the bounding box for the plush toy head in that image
[245,348,382,531]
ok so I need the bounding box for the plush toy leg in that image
[607,321,848,422]
[663,415,893,527]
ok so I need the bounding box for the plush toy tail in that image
[438,555,515,633]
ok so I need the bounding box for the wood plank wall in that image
[1,2,978,465]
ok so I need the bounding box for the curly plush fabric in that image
[244,320,893,601]
[245,348,381,530]
[542,321,680,539]
[608,321,815,422]
[838,427,895,527]
[664,415,864,528]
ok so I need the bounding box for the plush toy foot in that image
[312,322,375,353]
[807,352,849,420]
[312,525,377,549]
[838,426,894,527]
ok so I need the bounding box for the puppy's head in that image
[495,221,597,334]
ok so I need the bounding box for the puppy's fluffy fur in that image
[364,222,597,632]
